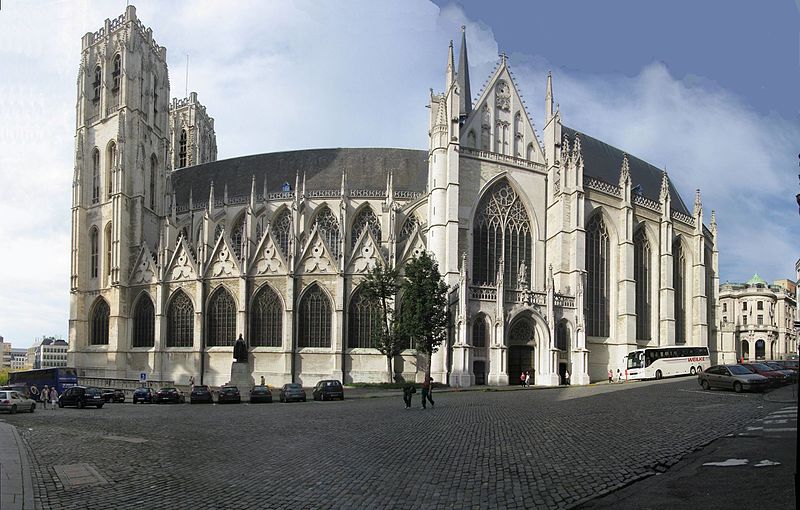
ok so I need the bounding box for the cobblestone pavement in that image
[1,378,786,510]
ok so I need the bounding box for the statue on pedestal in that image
[233,333,248,363]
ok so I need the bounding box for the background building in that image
[69,6,718,387]
[28,337,69,369]
[10,349,30,371]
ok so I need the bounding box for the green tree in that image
[0,367,10,386]
[360,263,401,382]
[397,251,449,375]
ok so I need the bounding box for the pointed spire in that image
[572,134,583,165]
[545,70,554,122]
[446,39,455,89]
[659,170,670,202]
[710,209,717,236]
[250,175,256,209]
[208,181,215,212]
[262,174,268,202]
[619,154,631,187]
[302,171,307,198]
[223,183,229,205]
[560,133,570,165]
[694,189,702,216]
[340,167,347,198]
[457,26,472,118]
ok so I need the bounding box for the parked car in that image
[698,364,769,393]
[218,385,241,404]
[154,387,185,404]
[112,389,126,403]
[279,383,306,403]
[190,385,213,404]
[58,386,105,408]
[0,390,36,414]
[132,387,154,404]
[1,385,31,399]
[101,388,115,402]
[772,359,799,372]
[740,363,790,387]
[763,362,798,383]
[249,385,273,403]
[312,380,344,401]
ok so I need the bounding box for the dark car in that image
[58,386,105,408]
[698,364,769,393]
[772,359,799,372]
[133,387,154,404]
[249,385,273,403]
[190,385,213,404]
[279,383,306,403]
[763,362,798,383]
[312,380,344,401]
[154,387,185,404]
[101,388,115,402]
[112,389,125,403]
[218,385,241,404]
[741,363,790,387]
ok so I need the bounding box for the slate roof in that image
[563,126,691,215]
[171,148,428,209]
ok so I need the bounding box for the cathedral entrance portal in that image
[473,361,486,385]
[507,317,535,385]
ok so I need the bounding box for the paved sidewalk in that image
[0,420,35,510]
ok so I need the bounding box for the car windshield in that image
[160,387,176,392]
[223,387,238,392]
[194,386,209,391]
[252,387,268,393]
[764,362,782,369]
[286,384,302,390]
[728,365,753,375]
[749,363,772,372]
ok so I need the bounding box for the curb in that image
[0,422,35,510]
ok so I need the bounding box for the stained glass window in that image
[314,207,341,260]
[348,287,381,348]
[586,215,609,337]
[634,228,651,341]
[132,293,155,348]
[90,298,110,345]
[207,288,237,347]
[674,239,686,344]
[272,209,292,258]
[472,316,487,348]
[167,290,194,347]
[250,284,282,347]
[351,207,382,248]
[298,284,331,348]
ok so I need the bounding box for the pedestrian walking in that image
[607,370,613,383]
[421,375,435,409]
[49,387,58,409]
[616,369,623,383]
[524,371,531,388]
[189,375,195,390]
[402,384,416,409]
[41,385,49,410]
[564,369,570,386]
[519,371,526,386]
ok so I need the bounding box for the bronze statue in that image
[233,334,248,363]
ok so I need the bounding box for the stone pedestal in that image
[229,362,254,402]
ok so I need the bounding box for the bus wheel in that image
[655,370,663,380]
[690,367,697,375]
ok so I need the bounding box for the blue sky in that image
[0,0,797,347]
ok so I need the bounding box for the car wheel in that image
[700,380,710,391]
[733,381,743,393]
[10,405,17,414]
[29,403,36,413]
[77,400,85,409]
[690,367,696,375]
[655,370,663,380]
[97,404,103,409]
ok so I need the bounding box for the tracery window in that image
[166,290,194,347]
[348,287,381,348]
[314,206,341,260]
[179,129,187,168]
[152,75,158,120]
[103,222,112,285]
[673,239,686,344]
[92,149,100,204]
[214,224,223,243]
[111,54,121,92]
[132,293,155,348]
[298,284,331,348]
[556,321,568,351]
[106,142,116,197]
[89,227,99,278]
[634,228,651,341]
[351,206,382,248]
[230,217,244,259]
[272,209,292,257]
[93,65,101,102]
[206,288,237,347]
[508,318,534,345]
[586,215,610,337]
[90,298,110,345]
[149,155,157,210]
[472,180,532,287]
[398,215,419,243]
[250,284,282,347]
[472,316,487,348]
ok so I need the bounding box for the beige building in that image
[28,338,69,369]
[718,274,797,361]
[69,7,718,387]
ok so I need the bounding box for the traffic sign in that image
[139,372,147,383]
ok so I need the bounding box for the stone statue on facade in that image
[233,333,248,363]
[518,262,528,290]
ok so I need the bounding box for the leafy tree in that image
[397,251,449,376]
[0,367,10,386]
[360,263,401,382]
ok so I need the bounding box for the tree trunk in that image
[386,355,393,383]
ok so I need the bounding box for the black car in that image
[312,380,344,401]
[190,385,213,404]
[132,387,154,404]
[249,385,273,403]
[101,388,115,402]
[218,386,241,404]
[58,386,105,409]
[279,383,306,403]
[154,387,185,404]
[112,389,125,403]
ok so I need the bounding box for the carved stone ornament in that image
[171,248,195,281]
[132,253,155,284]
[255,238,282,275]
[304,239,332,273]
[353,238,379,273]
[495,81,511,111]
[211,243,236,277]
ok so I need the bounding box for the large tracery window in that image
[298,284,332,348]
[556,321,568,351]
[90,298,110,345]
[272,209,292,258]
[634,228,651,341]
[472,316,487,348]
[132,293,155,348]
[149,155,157,210]
[398,214,419,243]
[111,54,121,94]
[89,227,99,278]
[313,206,341,260]
[91,149,100,204]
[106,141,116,197]
[178,129,187,168]
[207,288,237,347]
[348,287,381,348]
[586,215,610,337]
[167,290,194,347]
[351,206,382,248]
[230,216,244,260]
[472,180,532,287]
[250,284,282,347]
[673,239,686,344]
[93,65,102,102]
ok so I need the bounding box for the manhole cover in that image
[53,463,108,487]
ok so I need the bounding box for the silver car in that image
[698,364,769,393]
[0,390,37,413]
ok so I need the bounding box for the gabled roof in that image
[562,126,690,215]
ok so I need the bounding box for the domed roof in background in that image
[746,273,768,286]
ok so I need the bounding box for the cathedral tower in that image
[169,91,217,170]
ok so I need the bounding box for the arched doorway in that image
[556,320,570,385]
[741,340,750,361]
[508,317,535,385]
[755,339,765,360]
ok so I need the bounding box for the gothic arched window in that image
[178,129,187,168]
[634,228,651,341]
[230,216,244,259]
[398,214,419,243]
[149,155,157,210]
[472,180,532,287]
[348,286,381,348]
[106,141,116,197]
[556,321,568,351]
[472,316,487,348]
[112,54,121,92]
[250,284,282,347]
[89,226,99,278]
[132,293,155,348]
[314,206,341,260]
[92,148,100,204]
[206,287,237,347]
[351,206,381,248]
[298,284,332,348]
[103,222,112,285]
[166,290,194,348]
[152,74,158,120]
[272,209,292,257]
[93,65,102,102]
[90,298,110,345]
[673,239,686,344]
[586,215,610,337]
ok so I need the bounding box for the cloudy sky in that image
[0,0,797,347]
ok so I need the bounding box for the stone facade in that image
[68,8,718,387]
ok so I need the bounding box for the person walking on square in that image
[564,369,570,386]
[519,371,526,387]
[49,387,58,410]
[421,374,434,409]
[524,371,531,388]
[608,369,613,383]
[616,369,623,383]
[402,383,416,409]
[41,385,49,410]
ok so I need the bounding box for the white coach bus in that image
[625,346,710,380]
